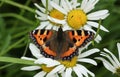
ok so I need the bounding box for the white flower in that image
[48,0,109,43]
[21,43,59,77]
[35,48,100,77]
[35,0,67,31]
[95,43,120,75]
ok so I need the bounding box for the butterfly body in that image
[30,27,94,60]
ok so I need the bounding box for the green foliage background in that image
[0,0,120,77]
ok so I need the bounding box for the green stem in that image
[13,0,32,27]
[0,57,35,65]
[22,41,29,57]
[0,37,26,56]
[92,19,102,45]
[12,29,29,39]
[94,19,102,39]
[0,13,35,25]
[0,63,14,70]
[45,0,48,14]
[0,0,35,13]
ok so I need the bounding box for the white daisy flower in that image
[48,0,109,43]
[35,48,100,77]
[95,43,120,76]
[35,0,71,31]
[21,43,60,77]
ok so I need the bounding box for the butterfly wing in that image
[68,30,94,47]
[60,30,94,60]
[30,29,57,59]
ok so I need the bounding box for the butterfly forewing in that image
[68,30,94,47]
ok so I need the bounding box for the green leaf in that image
[0,57,35,65]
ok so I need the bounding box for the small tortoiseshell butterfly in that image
[30,27,94,60]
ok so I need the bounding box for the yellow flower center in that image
[67,9,87,29]
[59,56,78,68]
[50,9,65,20]
[116,67,120,76]
[41,64,54,73]
[40,57,77,73]
[49,9,65,26]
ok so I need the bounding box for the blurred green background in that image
[0,0,120,77]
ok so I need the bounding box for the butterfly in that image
[30,27,94,60]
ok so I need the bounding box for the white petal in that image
[35,15,47,20]
[34,3,46,13]
[95,35,102,43]
[35,58,60,67]
[71,0,80,8]
[73,65,83,77]
[81,0,88,10]
[83,25,96,33]
[61,72,65,77]
[65,0,72,10]
[65,68,72,77]
[87,10,109,17]
[50,1,67,15]
[78,46,86,53]
[95,57,115,73]
[46,24,53,29]
[77,64,88,77]
[78,58,97,66]
[77,64,95,77]
[34,71,46,77]
[83,24,91,30]
[87,10,109,20]
[48,16,66,24]
[29,43,43,58]
[88,14,109,20]
[53,0,60,5]
[41,0,46,7]
[35,10,46,17]
[117,43,120,60]
[61,0,69,12]
[100,52,119,68]
[48,73,59,77]
[79,48,100,58]
[53,26,58,31]
[36,21,49,29]
[62,24,72,31]
[41,0,52,11]
[87,21,109,32]
[21,57,36,61]
[46,65,64,77]
[58,66,66,73]
[83,0,99,13]
[21,66,40,71]
[104,48,120,67]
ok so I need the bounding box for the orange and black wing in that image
[68,30,94,47]
[60,30,94,60]
[30,29,57,59]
